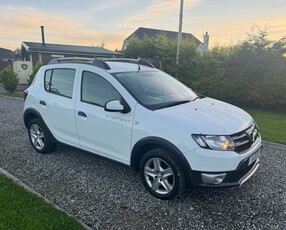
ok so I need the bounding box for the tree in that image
[214,27,286,112]
[96,40,105,48]
[27,61,42,85]
[189,45,234,99]
[124,36,156,59]
[0,67,19,93]
[13,48,21,58]
[124,34,180,74]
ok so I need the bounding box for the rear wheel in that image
[140,148,186,199]
[28,118,56,154]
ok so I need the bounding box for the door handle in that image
[78,111,87,117]
[39,100,46,106]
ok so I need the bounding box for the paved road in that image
[0,96,285,229]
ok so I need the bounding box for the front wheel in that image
[28,118,57,154]
[140,148,186,199]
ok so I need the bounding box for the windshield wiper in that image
[158,100,190,109]
[193,96,199,101]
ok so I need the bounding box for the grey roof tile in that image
[22,42,122,57]
[0,47,15,58]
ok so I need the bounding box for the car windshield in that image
[112,70,198,110]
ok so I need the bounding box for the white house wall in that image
[13,60,32,84]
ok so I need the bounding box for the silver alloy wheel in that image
[30,123,45,150]
[144,157,175,194]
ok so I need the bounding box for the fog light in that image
[201,173,227,185]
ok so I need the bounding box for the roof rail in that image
[92,59,111,70]
[48,57,93,64]
[48,57,154,70]
[103,58,155,68]
[48,57,111,70]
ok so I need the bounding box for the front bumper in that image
[190,147,261,188]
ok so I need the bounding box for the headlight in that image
[192,134,235,151]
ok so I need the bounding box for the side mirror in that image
[104,100,124,112]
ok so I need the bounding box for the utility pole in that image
[176,0,184,65]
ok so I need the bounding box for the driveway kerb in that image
[0,166,92,230]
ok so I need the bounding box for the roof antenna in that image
[137,57,141,70]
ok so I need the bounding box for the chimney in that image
[40,26,45,45]
[203,31,209,52]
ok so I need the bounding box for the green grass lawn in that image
[246,109,286,145]
[0,174,85,230]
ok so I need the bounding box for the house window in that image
[44,69,76,98]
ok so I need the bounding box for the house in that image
[21,42,123,66]
[21,26,123,66]
[0,47,15,70]
[122,27,209,52]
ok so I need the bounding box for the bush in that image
[0,67,19,93]
[27,61,42,85]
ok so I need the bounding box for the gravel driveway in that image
[0,96,285,230]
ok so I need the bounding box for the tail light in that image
[23,90,28,101]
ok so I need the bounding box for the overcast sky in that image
[1,0,285,51]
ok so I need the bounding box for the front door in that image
[75,68,134,164]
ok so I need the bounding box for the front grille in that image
[231,124,260,153]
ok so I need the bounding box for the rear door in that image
[37,65,79,147]
[75,66,135,164]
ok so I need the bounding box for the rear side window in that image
[44,69,76,98]
[81,71,121,107]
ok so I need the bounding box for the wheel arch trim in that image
[23,108,57,143]
[23,108,43,128]
[130,137,194,188]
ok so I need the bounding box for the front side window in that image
[81,71,121,107]
[44,69,76,98]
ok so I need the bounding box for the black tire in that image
[28,118,57,154]
[140,148,186,199]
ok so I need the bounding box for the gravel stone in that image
[0,96,285,229]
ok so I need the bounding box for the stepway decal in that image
[105,114,131,123]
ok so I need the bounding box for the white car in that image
[23,58,262,199]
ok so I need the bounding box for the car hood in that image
[157,98,253,135]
